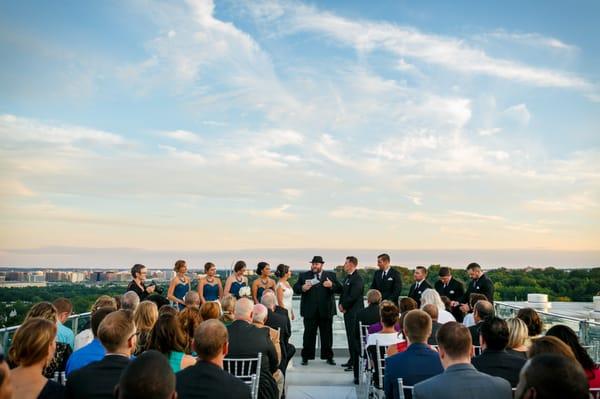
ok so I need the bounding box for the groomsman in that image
[337,256,364,384]
[407,266,432,306]
[460,263,495,314]
[435,266,465,322]
[370,253,402,305]
[293,256,341,366]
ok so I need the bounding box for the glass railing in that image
[494,301,600,362]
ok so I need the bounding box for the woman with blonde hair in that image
[9,318,64,398]
[24,302,72,379]
[506,317,529,358]
[419,289,456,324]
[220,295,236,325]
[133,300,159,355]
[167,260,191,310]
[199,301,221,321]
[177,307,202,353]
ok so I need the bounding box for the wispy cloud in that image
[483,29,578,52]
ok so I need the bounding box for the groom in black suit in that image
[293,256,341,365]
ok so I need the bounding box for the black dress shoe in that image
[301,359,309,366]
[326,358,336,365]
[340,361,352,367]
[344,365,353,372]
[353,378,359,385]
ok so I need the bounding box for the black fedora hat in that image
[310,256,325,264]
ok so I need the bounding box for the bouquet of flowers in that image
[238,286,252,299]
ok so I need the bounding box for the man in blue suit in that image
[413,322,512,399]
[384,310,443,399]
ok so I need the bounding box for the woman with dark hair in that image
[198,262,222,304]
[527,336,577,361]
[546,324,600,388]
[167,260,191,310]
[223,260,249,299]
[252,261,276,304]
[126,264,155,301]
[148,313,196,373]
[517,308,543,341]
[366,301,404,348]
[275,264,294,320]
[9,318,64,399]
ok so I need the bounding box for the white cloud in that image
[478,127,502,136]
[162,129,203,143]
[329,206,405,221]
[525,193,599,212]
[251,204,296,220]
[485,30,578,52]
[503,103,531,125]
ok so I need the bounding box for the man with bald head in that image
[176,320,250,399]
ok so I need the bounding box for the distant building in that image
[0,281,47,288]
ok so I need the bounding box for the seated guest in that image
[53,298,75,350]
[183,291,201,309]
[176,320,251,399]
[355,289,382,343]
[368,300,402,334]
[122,291,141,312]
[468,299,494,346]
[367,302,403,348]
[74,296,117,350]
[226,298,279,399]
[506,317,529,358]
[66,310,136,399]
[413,322,512,399]
[384,310,443,399]
[177,307,202,354]
[421,304,442,345]
[220,295,236,325]
[24,302,72,378]
[527,336,577,361]
[399,297,418,313]
[253,304,285,396]
[9,318,65,399]
[133,301,159,355]
[517,308,543,342]
[462,293,486,328]
[159,304,177,316]
[116,350,176,399]
[471,317,526,387]
[420,289,455,324]
[514,354,590,399]
[66,307,114,375]
[200,301,221,321]
[148,313,196,372]
[545,324,600,388]
[386,311,411,356]
[261,291,295,371]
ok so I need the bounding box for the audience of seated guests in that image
[122,291,141,312]
[176,320,251,399]
[227,297,279,399]
[368,300,402,334]
[23,302,72,378]
[148,313,196,373]
[545,324,600,388]
[66,310,136,399]
[66,307,114,375]
[74,296,117,350]
[133,300,159,355]
[471,316,526,387]
[116,350,176,399]
[420,289,456,324]
[183,291,201,309]
[384,310,443,399]
[506,317,529,358]
[220,295,237,325]
[413,322,512,399]
[527,336,577,361]
[514,354,590,399]
[199,301,221,321]
[177,306,202,354]
[261,290,295,372]
[252,304,284,396]
[0,345,12,399]
[53,298,75,350]
[8,318,65,399]
[468,299,494,346]
[517,308,543,342]
[421,304,442,345]
[462,293,487,328]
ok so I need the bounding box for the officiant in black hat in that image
[293,256,341,366]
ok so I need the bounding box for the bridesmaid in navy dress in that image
[224,260,249,299]
[167,260,191,310]
[252,261,276,304]
[198,262,223,304]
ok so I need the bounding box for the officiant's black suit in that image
[293,269,341,361]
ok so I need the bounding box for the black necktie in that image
[416,282,420,289]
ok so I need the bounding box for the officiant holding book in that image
[293,256,341,366]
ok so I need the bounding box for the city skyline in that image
[1,1,599,267]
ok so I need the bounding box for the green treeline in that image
[1,267,598,328]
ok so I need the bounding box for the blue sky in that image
[0,0,599,267]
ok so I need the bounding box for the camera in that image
[147,280,164,295]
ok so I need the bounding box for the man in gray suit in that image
[413,322,512,399]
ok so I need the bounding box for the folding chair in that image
[358,322,371,388]
[368,343,387,399]
[396,378,414,399]
[223,352,262,399]
[590,387,600,399]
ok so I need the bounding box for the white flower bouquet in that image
[238,286,252,298]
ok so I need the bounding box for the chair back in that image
[223,352,262,399]
[396,378,414,399]
[590,387,600,399]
